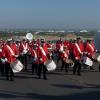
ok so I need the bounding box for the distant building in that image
[80,30,88,33]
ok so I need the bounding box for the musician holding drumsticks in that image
[73,37,84,76]
[85,40,96,70]
[30,42,38,75]
[2,39,18,81]
[19,39,30,71]
[37,39,48,80]
[60,46,69,72]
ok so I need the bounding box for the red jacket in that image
[47,43,52,49]
[2,44,18,63]
[19,42,30,55]
[60,49,69,59]
[85,43,95,57]
[30,47,38,63]
[0,43,3,58]
[42,43,48,55]
[73,42,84,60]
[37,46,47,64]
[63,41,70,49]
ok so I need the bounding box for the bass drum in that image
[44,60,56,71]
[82,56,93,66]
[10,60,24,73]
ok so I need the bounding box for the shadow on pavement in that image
[51,83,100,89]
[15,75,34,79]
[0,90,100,100]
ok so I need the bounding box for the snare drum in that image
[44,60,56,71]
[10,60,24,73]
[83,57,93,66]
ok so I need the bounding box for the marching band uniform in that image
[63,40,70,49]
[69,40,75,60]
[85,41,96,58]
[37,42,48,80]
[85,40,96,70]
[47,41,53,59]
[0,43,4,76]
[2,40,18,81]
[47,42,52,49]
[56,41,64,63]
[60,47,69,72]
[19,41,30,71]
[30,45,38,75]
[73,39,84,75]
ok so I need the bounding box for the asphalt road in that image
[0,61,100,100]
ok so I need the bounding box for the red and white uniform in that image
[19,42,30,55]
[2,44,18,63]
[56,42,64,52]
[30,47,38,63]
[37,45,47,64]
[63,41,70,49]
[42,43,48,55]
[85,43,95,58]
[47,43,52,50]
[60,49,69,60]
[0,43,3,59]
[73,42,84,60]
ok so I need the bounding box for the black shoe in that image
[38,77,41,79]
[73,72,75,75]
[77,73,81,76]
[90,67,94,70]
[65,70,68,72]
[44,78,48,80]
[6,78,9,80]
[60,69,63,72]
[10,78,14,81]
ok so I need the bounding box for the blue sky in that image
[0,0,100,29]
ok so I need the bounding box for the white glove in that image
[40,58,43,61]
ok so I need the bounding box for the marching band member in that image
[19,39,30,71]
[47,41,53,59]
[2,39,18,81]
[60,46,69,72]
[37,39,48,80]
[15,40,21,60]
[85,40,96,70]
[73,38,84,75]
[69,40,75,60]
[0,41,4,76]
[63,40,70,49]
[85,40,96,59]
[47,41,52,50]
[56,40,64,63]
[30,44,38,75]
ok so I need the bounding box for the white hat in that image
[7,38,13,41]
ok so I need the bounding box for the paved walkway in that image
[0,62,100,100]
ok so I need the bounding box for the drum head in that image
[45,60,56,71]
[83,57,93,66]
[10,60,24,73]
